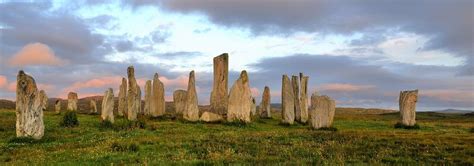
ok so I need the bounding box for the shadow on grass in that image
[99,119,146,131]
[110,142,140,152]
[394,122,420,130]
[309,127,338,132]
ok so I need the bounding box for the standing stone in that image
[90,100,98,114]
[259,86,271,118]
[144,80,152,116]
[250,97,257,117]
[299,73,309,123]
[309,93,336,129]
[183,71,199,121]
[281,75,295,125]
[101,88,115,123]
[173,90,187,116]
[200,111,224,122]
[210,53,229,115]
[54,100,61,114]
[227,70,252,123]
[399,90,418,126]
[16,70,44,139]
[127,66,141,121]
[292,75,301,122]
[67,92,78,111]
[118,77,127,117]
[39,90,48,111]
[151,73,165,117]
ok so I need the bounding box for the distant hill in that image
[432,109,473,114]
[0,99,15,109]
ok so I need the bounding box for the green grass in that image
[0,109,473,164]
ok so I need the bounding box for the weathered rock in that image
[127,66,141,121]
[210,53,228,115]
[292,75,301,122]
[200,111,224,122]
[227,70,252,123]
[151,73,165,117]
[54,100,61,114]
[259,86,271,118]
[101,88,115,123]
[299,73,309,123]
[90,100,98,114]
[250,97,257,117]
[309,93,336,129]
[39,90,48,111]
[173,90,187,116]
[118,77,127,117]
[144,80,152,116]
[183,71,199,121]
[399,90,418,126]
[281,75,295,124]
[67,92,78,111]
[16,70,44,139]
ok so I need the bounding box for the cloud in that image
[8,43,67,66]
[319,83,375,92]
[421,90,474,103]
[0,76,7,88]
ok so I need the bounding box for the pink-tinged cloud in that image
[7,82,54,93]
[319,83,375,92]
[63,76,123,93]
[160,75,188,90]
[0,75,7,88]
[421,90,474,103]
[250,87,260,97]
[7,82,16,92]
[8,43,67,66]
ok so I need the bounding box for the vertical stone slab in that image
[67,92,78,111]
[292,75,301,122]
[152,73,165,117]
[210,53,229,116]
[281,75,295,124]
[183,71,199,121]
[16,70,44,139]
[144,80,152,116]
[54,100,61,114]
[227,70,252,123]
[399,90,418,126]
[90,100,97,114]
[173,90,187,116]
[299,73,309,123]
[101,88,115,123]
[250,97,257,117]
[39,90,48,111]
[309,93,336,129]
[118,77,127,117]
[127,66,140,121]
[259,86,272,118]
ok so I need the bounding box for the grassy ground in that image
[0,109,473,164]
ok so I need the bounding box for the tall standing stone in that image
[101,88,115,123]
[39,90,48,111]
[210,53,229,115]
[127,66,141,121]
[173,90,187,116]
[90,100,98,114]
[292,75,301,122]
[309,93,336,129]
[399,90,418,126]
[250,97,257,117]
[227,70,252,123]
[16,70,44,139]
[144,80,152,116]
[259,86,271,118]
[183,71,199,121]
[151,73,165,117]
[67,92,78,111]
[299,73,309,123]
[54,100,61,114]
[281,75,295,125]
[118,77,127,117]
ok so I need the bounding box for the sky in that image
[0,0,473,111]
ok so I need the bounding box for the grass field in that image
[0,109,473,164]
